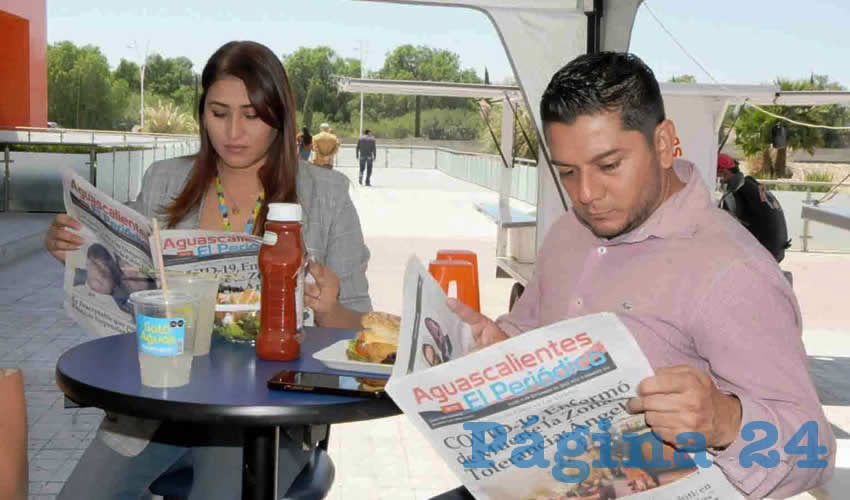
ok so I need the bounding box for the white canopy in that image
[337,77,522,101]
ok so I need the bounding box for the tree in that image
[114,58,140,90]
[47,41,126,129]
[669,74,696,83]
[302,77,318,132]
[144,54,195,98]
[374,45,482,135]
[283,47,361,127]
[734,75,848,177]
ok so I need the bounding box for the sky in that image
[47,0,850,88]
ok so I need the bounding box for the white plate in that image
[313,340,393,375]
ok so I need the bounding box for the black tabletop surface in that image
[56,328,400,426]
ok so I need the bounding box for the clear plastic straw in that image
[151,219,169,299]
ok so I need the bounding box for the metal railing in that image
[0,127,200,212]
[714,179,850,253]
[0,126,199,147]
[2,130,848,253]
[759,179,849,253]
[334,143,539,205]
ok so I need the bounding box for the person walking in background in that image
[717,153,791,263]
[297,127,313,162]
[312,123,339,168]
[356,129,377,185]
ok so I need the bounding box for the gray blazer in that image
[98,156,371,457]
[130,155,372,312]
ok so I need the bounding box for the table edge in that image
[55,360,400,426]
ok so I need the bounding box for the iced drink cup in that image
[130,290,198,388]
[161,275,219,356]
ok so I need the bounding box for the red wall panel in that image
[0,0,47,127]
[0,11,30,127]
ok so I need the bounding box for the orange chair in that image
[0,368,27,500]
[428,259,480,312]
[435,250,480,312]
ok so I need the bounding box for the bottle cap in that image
[266,203,302,222]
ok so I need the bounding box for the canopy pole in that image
[585,0,604,54]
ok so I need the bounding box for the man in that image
[356,129,377,185]
[312,123,339,168]
[449,52,834,498]
[717,153,791,262]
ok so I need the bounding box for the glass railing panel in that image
[9,152,89,212]
[111,151,131,203]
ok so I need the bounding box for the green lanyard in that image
[215,176,265,234]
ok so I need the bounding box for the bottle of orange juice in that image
[256,203,305,361]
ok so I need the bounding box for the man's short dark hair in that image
[365,129,372,135]
[540,52,665,144]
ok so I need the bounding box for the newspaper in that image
[386,256,745,500]
[61,170,269,337]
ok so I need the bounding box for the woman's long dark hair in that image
[166,41,298,233]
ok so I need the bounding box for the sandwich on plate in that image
[346,312,400,365]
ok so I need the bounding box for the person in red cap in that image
[717,153,790,262]
[716,152,738,182]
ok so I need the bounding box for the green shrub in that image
[143,99,198,134]
[755,169,833,193]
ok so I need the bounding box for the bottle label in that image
[136,315,185,356]
[303,271,315,328]
[296,264,305,331]
[262,231,278,246]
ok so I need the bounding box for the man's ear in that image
[653,119,677,169]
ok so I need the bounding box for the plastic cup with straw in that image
[129,219,199,387]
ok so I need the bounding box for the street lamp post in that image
[140,61,146,130]
[356,41,366,138]
[129,40,150,131]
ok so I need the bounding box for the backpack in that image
[719,176,791,263]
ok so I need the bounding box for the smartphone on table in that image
[267,370,388,399]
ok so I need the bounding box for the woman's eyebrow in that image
[207,101,254,109]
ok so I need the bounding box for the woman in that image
[422,343,443,367]
[297,126,313,162]
[45,40,372,499]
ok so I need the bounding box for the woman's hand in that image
[304,260,340,316]
[45,214,83,263]
[304,260,365,330]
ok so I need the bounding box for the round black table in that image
[56,328,400,500]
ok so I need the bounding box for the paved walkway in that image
[1,167,849,499]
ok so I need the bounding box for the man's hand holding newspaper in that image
[385,256,744,500]
[628,366,743,451]
[451,296,744,453]
[446,298,507,349]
